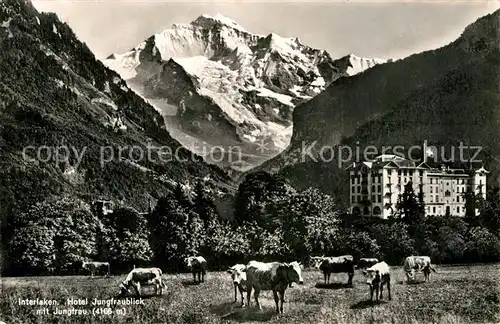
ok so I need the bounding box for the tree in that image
[465,227,500,263]
[147,193,205,271]
[8,197,102,275]
[286,188,341,260]
[478,187,500,234]
[341,231,381,261]
[103,207,152,269]
[205,220,251,269]
[396,181,425,225]
[234,171,296,229]
[193,180,217,229]
[371,222,415,264]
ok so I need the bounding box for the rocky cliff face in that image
[104,14,385,171]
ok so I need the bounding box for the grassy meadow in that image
[1,264,499,324]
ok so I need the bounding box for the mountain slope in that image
[259,9,500,174]
[0,0,233,219]
[254,9,500,205]
[104,14,386,171]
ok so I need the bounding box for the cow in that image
[363,261,391,302]
[244,260,304,314]
[185,256,207,283]
[82,261,110,277]
[311,255,355,286]
[227,264,247,305]
[403,256,437,283]
[119,267,164,297]
[356,258,379,270]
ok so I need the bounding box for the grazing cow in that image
[245,260,304,314]
[356,258,379,270]
[363,261,391,302]
[185,256,207,283]
[403,256,437,283]
[82,261,110,277]
[227,264,247,305]
[311,255,355,286]
[119,267,164,297]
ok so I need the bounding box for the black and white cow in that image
[244,261,303,314]
[82,261,110,277]
[403,256,437,283]
[119,267,164,297]
[311,255,355,286]
[363,261,391,302]
[185,256,207,283]
[227,264,247,305]
[356,258,379,270]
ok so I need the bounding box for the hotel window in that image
[430,179,433,184]
[357,196,361,202]
[378,195,382,203]
[419,170,423,176]
[435,195,439,202]
[378,185,382,192]
[352,196,355,203]
[372,195,376,202]
[433,207,436,213]
[457,207,460,213]
[430,187,433,193]
[352,187,355,193]
[456,196,460,202]
[398,170,401,175]
[372,185,375,192]
[430,196,433,203]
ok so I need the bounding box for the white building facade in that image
[346,155,488,219]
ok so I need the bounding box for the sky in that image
[33,1,500,61]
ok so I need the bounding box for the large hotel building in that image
[346,155,488,218]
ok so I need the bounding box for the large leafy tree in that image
[9,197,101,275]
[371,222,415,264]
[147,190,206,271]
[234,171,296,229]
[102,207,152,269]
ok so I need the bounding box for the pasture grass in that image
[1,264,499,324]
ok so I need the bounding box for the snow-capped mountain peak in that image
[333,53,388,76]
[193,13,250,33]
[103,14,388,171]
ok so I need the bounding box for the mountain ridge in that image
[0,0,234,219]
[257,9,500,174]
[253,9,500,206]
[104,14,387,171]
